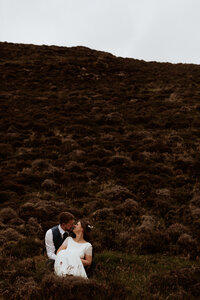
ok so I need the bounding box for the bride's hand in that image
[81,255,92,266]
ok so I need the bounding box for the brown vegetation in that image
[0,42,200,299]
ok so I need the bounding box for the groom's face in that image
[62,219,75,231]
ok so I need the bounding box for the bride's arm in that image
[56,237,68,254]
[81,254,92,266]
[56,244,67,254]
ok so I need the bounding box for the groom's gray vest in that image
[51,225,68,253]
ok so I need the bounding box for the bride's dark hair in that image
[80,220,93,243]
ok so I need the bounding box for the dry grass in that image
[0,42,200,299]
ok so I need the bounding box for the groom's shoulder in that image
[51,224,59,231]
[45,224,59,235]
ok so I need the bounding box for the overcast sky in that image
[0,0,200,64]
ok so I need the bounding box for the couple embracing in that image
[45,212,93,279]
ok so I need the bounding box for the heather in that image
[0,42,200,299]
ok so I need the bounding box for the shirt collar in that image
[58,224,66,236]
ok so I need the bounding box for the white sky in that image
[0,0,200,64]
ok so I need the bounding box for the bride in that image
[54,220,93,279]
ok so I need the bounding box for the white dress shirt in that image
[45,224,66,260]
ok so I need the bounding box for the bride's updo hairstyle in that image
[80,220,93,243]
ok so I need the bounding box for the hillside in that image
[0,42,200,299]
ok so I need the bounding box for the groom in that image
[45,212,75,261]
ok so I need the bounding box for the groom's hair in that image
[59,212,74,224]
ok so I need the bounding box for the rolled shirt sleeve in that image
[45,229,57,260]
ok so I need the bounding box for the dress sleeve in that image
[85,243,93,256]
[62,236,69,247]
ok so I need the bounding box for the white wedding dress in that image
[54,237,92,279]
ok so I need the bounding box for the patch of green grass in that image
[94,251,200,299]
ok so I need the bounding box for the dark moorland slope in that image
[0,42,200,299]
